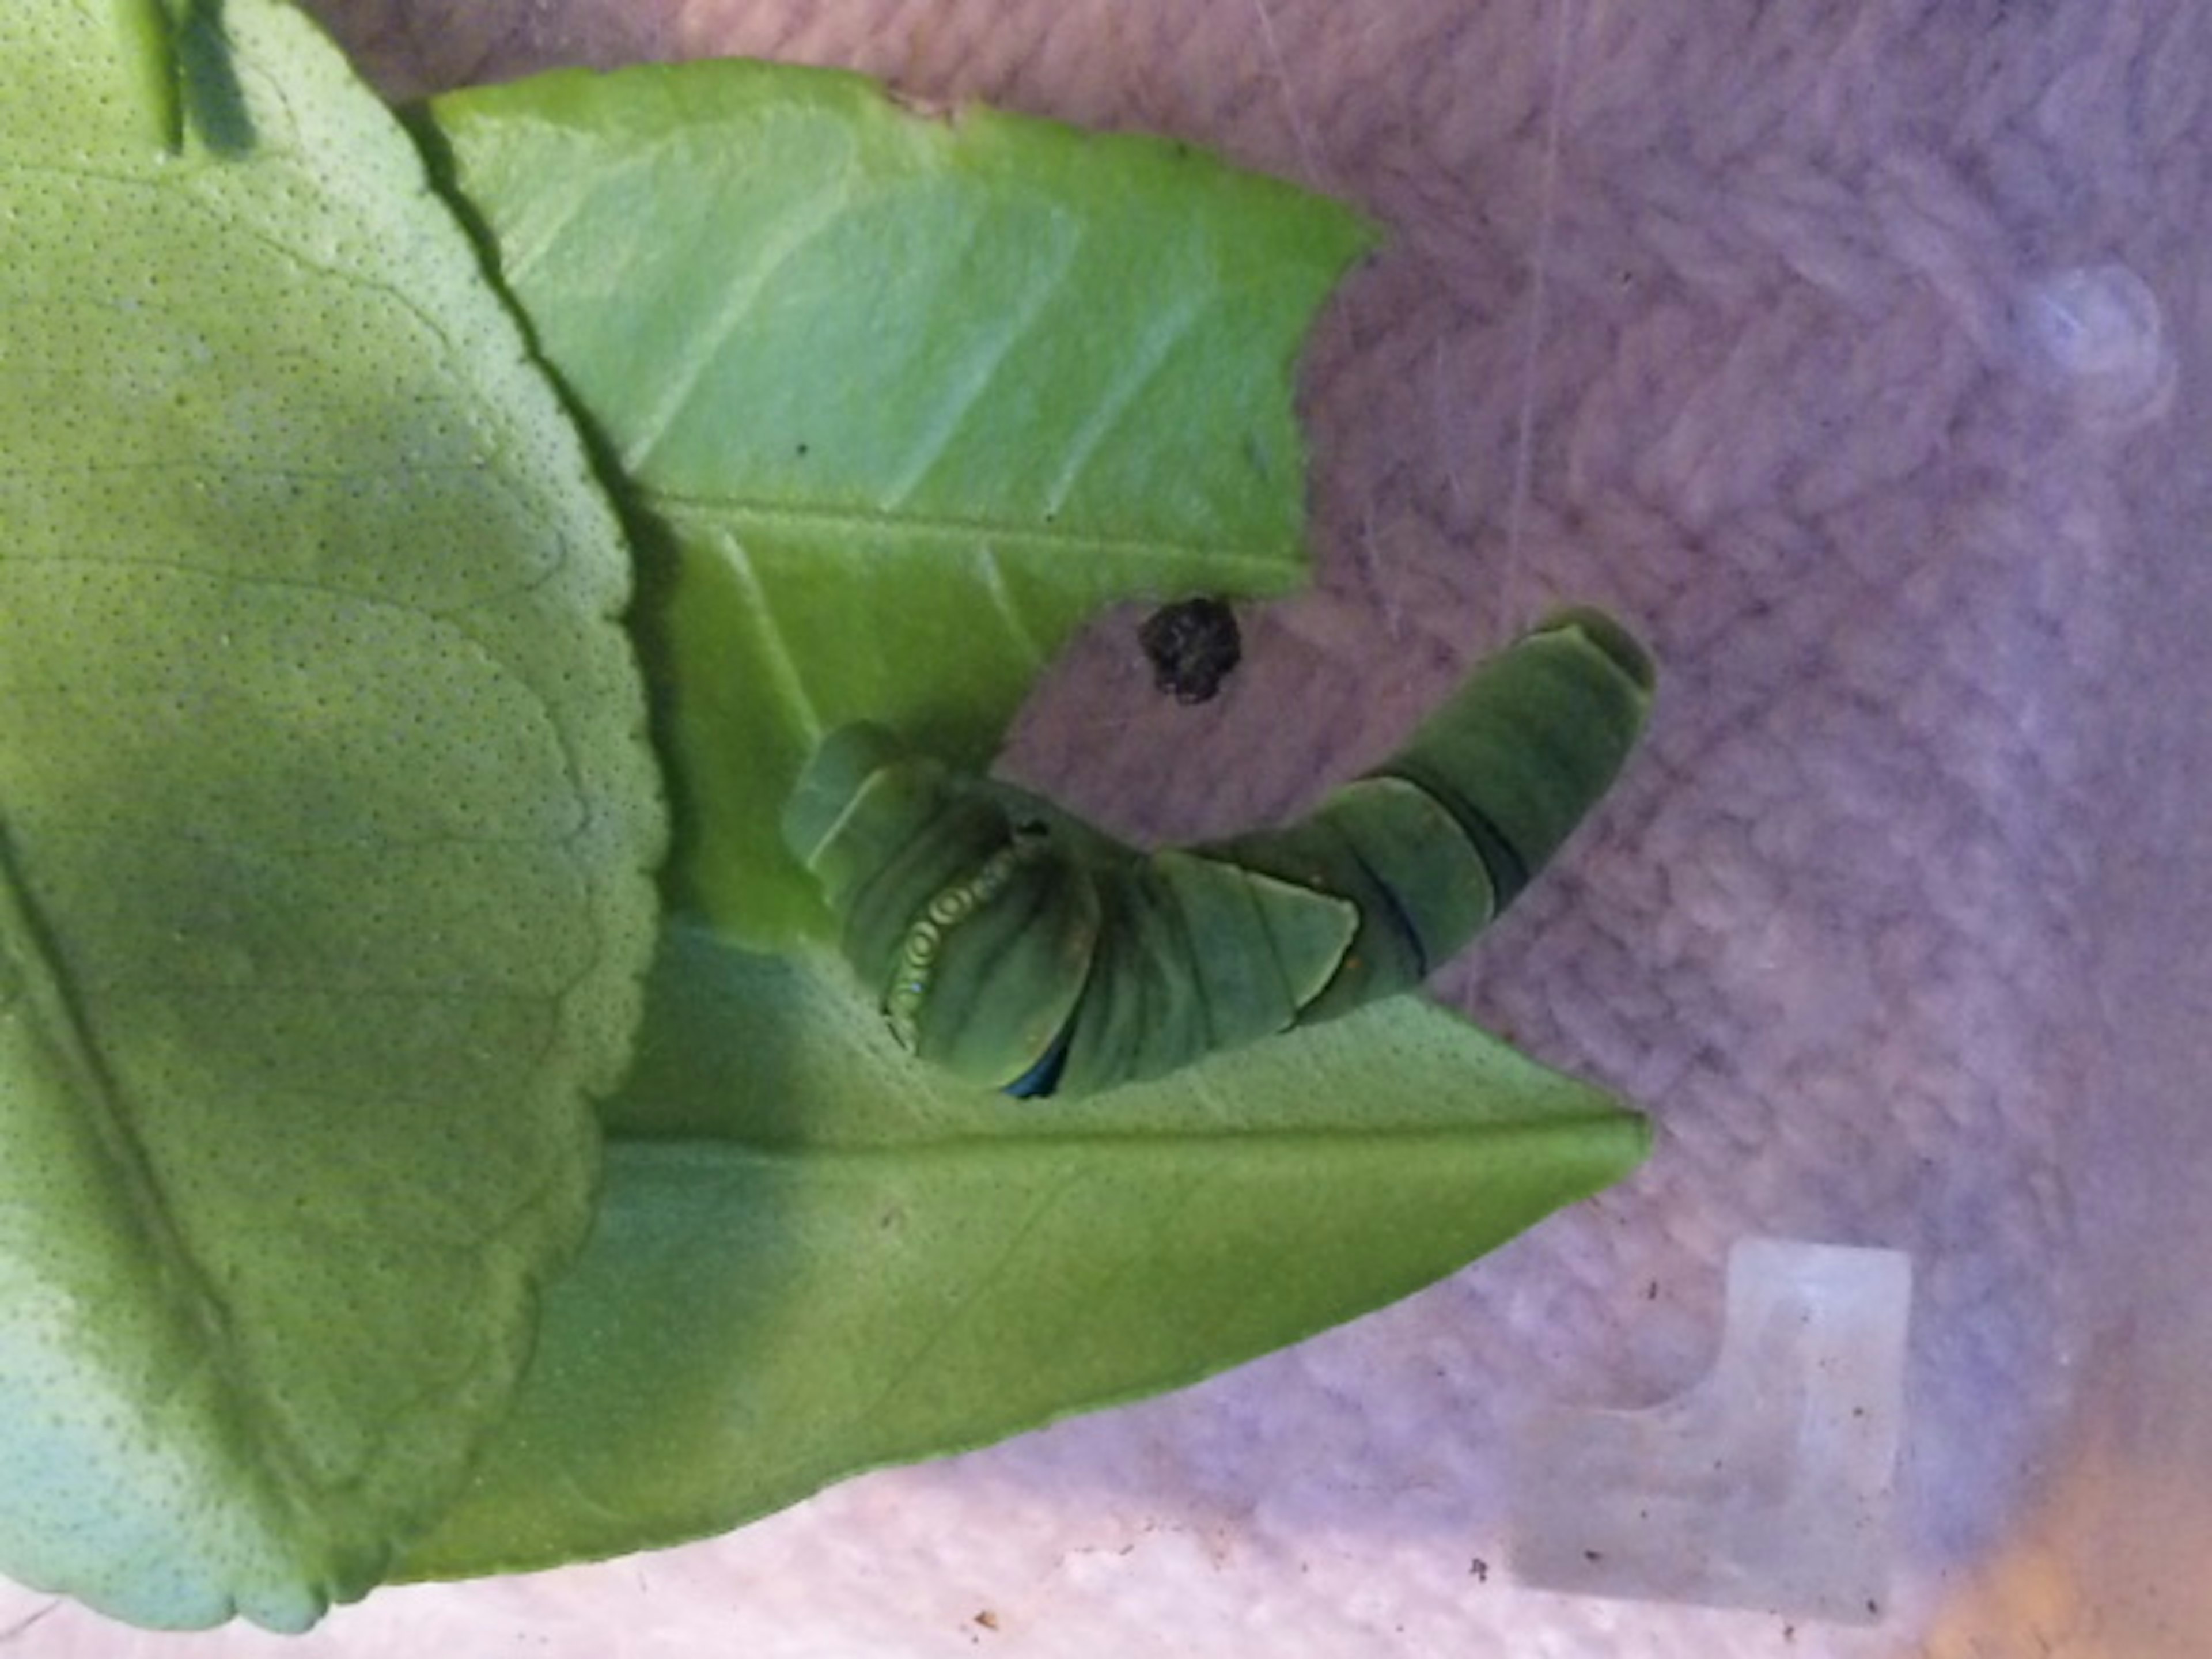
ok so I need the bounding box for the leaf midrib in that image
[653,490,1304,580]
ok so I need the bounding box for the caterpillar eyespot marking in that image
[884,832,1052,1052]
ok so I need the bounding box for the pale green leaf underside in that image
[424,61,1376,947]
[0,0,662,1630]
[401,923,1647,1578]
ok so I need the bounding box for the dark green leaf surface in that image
[0,0,662,1628]
[423,61,1376,947]
[400,923,1647,1578]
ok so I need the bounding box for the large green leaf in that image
[400,923,1647,1578]
[0,0,662,1630]
[421,61,1376,948]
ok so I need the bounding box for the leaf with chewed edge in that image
[422,60,1376,948]
[0,0,662,1629]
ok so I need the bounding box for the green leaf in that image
[0,0,662,1630]
[397,57,1641,1587]
[421,60,1376,948]
[399,923,1647,1579]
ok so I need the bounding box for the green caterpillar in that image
[782,608,1654,1098]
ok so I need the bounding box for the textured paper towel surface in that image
[9,2,2210,1654]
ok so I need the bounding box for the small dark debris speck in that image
[1138,596,1241,703]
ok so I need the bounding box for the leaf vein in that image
[878,213,1081,507]
[859,1162,1089,1416]
[1041,291,1212,517]
[619,180,858,476]
[655,493,1300,581]
[719,533,826,740]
